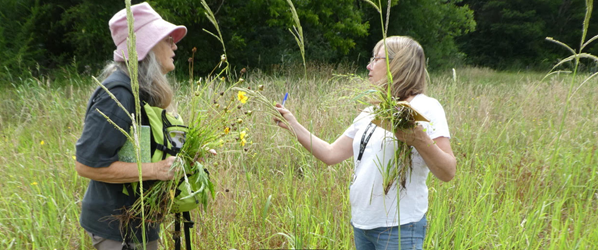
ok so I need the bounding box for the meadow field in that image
[0,65,596,249]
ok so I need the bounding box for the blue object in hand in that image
[282,92,289,106]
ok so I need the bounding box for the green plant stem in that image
[124,0,146,248]
[286,0,307,80]
[548,0,593,167]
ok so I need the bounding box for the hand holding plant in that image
[365,89,430,194]
[273,104,297,130]
[371,97,429,133]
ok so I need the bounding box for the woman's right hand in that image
[271,103,355,165]
[273,103,297,130]
[153,156,177,181]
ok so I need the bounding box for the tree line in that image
[458,0,598,70]
[0,0,596,81]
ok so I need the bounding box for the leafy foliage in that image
[363,0,476,70]
[459,0,598,70]
[0,0,477,80]
[0,0,55,77]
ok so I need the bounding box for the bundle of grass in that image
[369,90,428,194]
[123,56,253,226]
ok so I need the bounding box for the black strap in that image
[156,144,180,157]
[174,213,181,250]
[183,211,194,250]
[174,212,194,250]
[161,110,169,160]
[357,122,376,163]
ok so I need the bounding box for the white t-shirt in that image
[343,94,450,229]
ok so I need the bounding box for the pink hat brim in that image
[113,20,187,62]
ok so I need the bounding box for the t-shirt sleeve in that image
[420,98,450,140]
[76,86,135,168]
[343,107,374,139]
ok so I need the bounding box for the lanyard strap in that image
[357,122,376,162]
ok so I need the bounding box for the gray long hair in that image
[99,51,174,109]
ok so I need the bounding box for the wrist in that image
[147,162,157,180]
[413,136,434,149]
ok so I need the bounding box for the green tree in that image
[1,0,54,78]
[354,0,475,70]
[60,0,146,70]
[459,0,597,70]
[153,0,370,74]
[0,0,478,80]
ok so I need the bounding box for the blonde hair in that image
[373,36,427,101]
[100,51,174,109]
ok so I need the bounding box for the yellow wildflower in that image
[72,156,76,160]
[224,127,230,134]
[240,130,247,140]
[241,138,247,147]
[31,182,38,185]
[237,91,248,104]
[40,140,45,145]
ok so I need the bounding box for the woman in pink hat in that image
[74,2,187,249]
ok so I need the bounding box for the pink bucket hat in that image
[109,2,187,61]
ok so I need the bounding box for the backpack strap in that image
[173,211,194,250]
[174,213,182,250]
[183,211,194,250]
[156,143,180,158]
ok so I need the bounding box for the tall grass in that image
[426,67,598,249]
[1,65,596,249]
[545,0,598,170]
[285,0,306,80]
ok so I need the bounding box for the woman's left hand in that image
[394,124,430,147]
[396,124,456,182]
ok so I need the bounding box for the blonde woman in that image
[75,3,186,249]
[274,36,456,250]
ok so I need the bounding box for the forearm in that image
[290,123,335,164]
[413,137,456,182]
[290,121,355,165]
[275,104,353,165]
[76,161,157,183]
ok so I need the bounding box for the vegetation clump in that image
[370,90,428,194]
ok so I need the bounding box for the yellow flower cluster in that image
[240,130,247,146]
[237,91,248,104]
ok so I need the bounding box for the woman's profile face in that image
[367,47,388,85]
[152,36,177,74]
